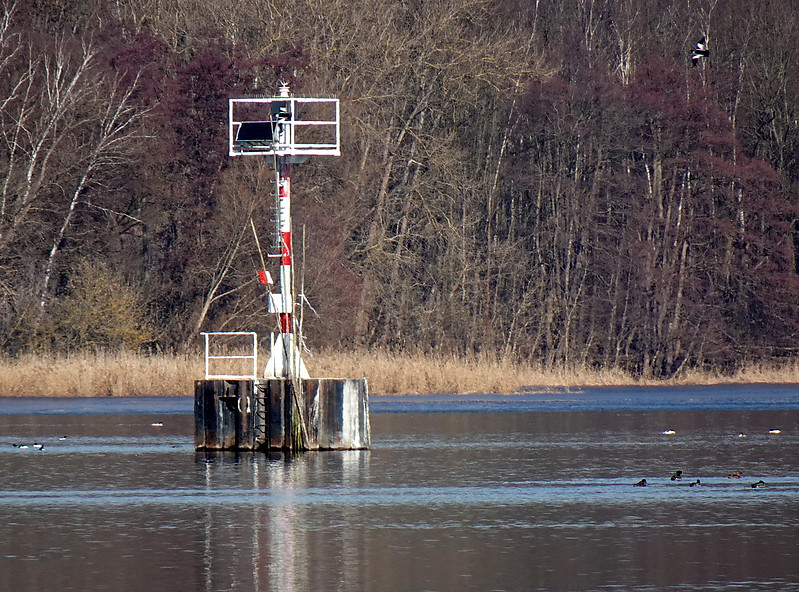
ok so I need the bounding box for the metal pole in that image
[277,157,294,379]
[264,83,309,381]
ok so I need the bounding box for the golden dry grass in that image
[0,352,203,397]
[1,350,799,397]
[309,350,636,394]
[674,360,799,386]
[305,350,799,394]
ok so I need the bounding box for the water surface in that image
[1,385,797,591]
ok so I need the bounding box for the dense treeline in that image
[1,0,798,377]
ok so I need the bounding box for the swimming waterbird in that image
[12,442,43,450]
[750,480,766,488]
[662,429,676,435]
[689,480,701,487]
[670,470,683,481]
[727,471,743,479]
[634,479,648,487]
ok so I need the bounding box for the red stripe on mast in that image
[280,231,291,265]
[278,312,292,333]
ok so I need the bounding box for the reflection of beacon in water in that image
[199,451,370,592]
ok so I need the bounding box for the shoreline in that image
[2,350,799,397]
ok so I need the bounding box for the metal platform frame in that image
[228,95,340,157]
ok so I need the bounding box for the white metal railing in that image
[201,332,258,380]
[228,96,340,157]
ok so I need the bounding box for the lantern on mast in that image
[228,84,340,380]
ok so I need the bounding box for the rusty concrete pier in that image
[195,377,370,451]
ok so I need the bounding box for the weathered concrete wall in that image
[195,377,370,451]
[305,378,370,449]
[194,379,246,450]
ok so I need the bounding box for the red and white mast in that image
[265,149,309,379]
[265,84,308,379]
[228,83,340,381]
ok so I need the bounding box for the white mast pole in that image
[267,83,308,380]
[228,84,338,380]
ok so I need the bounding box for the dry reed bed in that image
[309,350,637,394]
[312,351,799,393]
[0,352,203,397]
[1,351,799,397]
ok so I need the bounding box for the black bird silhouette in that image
[634,479,648,487]
[750,480,766,488]
[689,479,701,487]
[692,37,709,66]
[670,470,683,481]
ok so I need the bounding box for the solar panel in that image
[235,121,274,146]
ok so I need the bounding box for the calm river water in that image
[1,385,798,591]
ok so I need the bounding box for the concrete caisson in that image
[195,377,370,451]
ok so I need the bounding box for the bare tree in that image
[38,60,149,312]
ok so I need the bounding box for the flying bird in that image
[692,37,709,66]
